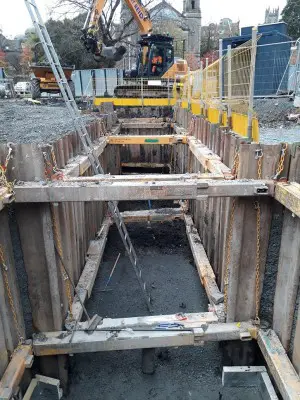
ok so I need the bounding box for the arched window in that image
[191,0,195,9]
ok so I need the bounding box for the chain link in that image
[273,143,287,180]
[0,244,24,345]
[254,200,261,325]
[253,148,263,325]
[42,146,64,180]
[50,205,73,319]
[231,146,240,179]
[224,147,240,314]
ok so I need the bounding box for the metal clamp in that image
[255,148,263,159]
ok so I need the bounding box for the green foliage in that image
[281,0,300,39]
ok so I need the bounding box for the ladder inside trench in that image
[24,0,152,312]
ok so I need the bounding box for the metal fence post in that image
[199,61,204,114]
[227,45,232,129]
[204,57,208,117]
[294,39,300,107]
[219,39,223,124]
[247,27,258,141]
[141,77,144,107]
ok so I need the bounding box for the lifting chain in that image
[273,143,287,180]
[254,147,263,325]
[0,143,15,195]
[42,146,63,180]
[50,205,73,319]
[254,200,261,325]
[231,146,240,179]
[224,146,240,314]
[0,244,24,346]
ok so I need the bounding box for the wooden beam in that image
[121,162,170,169]
[258,329,300,400]
[120,208,184,223]
[188,136,233,177]
[78,311,218,331]
[62,138,107,177]
[120,122,171,129]
[184,215,224,313]
[13,180,273,203]
[107,135,187,145]
[33,320,255,356]
[0,345,33,400]
[71,218,110,322]
[275,182,300,219]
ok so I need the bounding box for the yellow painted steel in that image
[180,100,259,141]
[108,135,187,145]
[94,97,176,107]
[94,97,259,141]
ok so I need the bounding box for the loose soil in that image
[0,99,94,144]
[66,218,262,400]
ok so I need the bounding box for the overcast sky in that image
[1,0,287,38]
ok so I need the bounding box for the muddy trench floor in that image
[61,202,262,400]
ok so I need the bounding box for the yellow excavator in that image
[81,0,188,97]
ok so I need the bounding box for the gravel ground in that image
[0,99,95,144]
[254,98,300,144]
[66,218,263,400]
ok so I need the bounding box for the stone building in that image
[264,7,279,24]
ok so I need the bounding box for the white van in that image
[14,82,31,96]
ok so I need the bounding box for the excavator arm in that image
[81,0,152,61]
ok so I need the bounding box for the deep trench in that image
[12,120,284,399]
[62,202,263,400]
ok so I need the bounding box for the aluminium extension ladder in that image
[24,0,152,312]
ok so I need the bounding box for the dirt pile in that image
[0,99,95,144]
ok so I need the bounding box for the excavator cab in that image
[129,35,174,78]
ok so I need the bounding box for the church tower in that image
[183,0,201,56]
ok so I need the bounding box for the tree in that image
[22,15,105,69]
[281,0,300,40]
[51,0,156,47]
[20,45,33,74]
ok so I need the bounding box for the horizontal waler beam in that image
[33,319,255,356]
[107,135,187,145]
[13,179,273,202]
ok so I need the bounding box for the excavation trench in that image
[1,108,293,399]
[66,214,263,400]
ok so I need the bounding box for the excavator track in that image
[114,81,173,98]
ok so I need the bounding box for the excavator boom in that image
[82,0,152,61]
